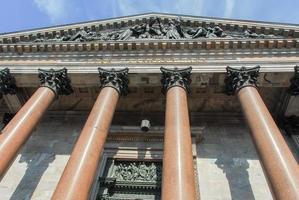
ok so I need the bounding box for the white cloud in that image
[33,0,68,23]
[224,0,235,18]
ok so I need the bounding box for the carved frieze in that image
[98,68,129,96]
[114,161,162,182]
[98,160,162,199]
[38,68,73,96]
[0,68,17,98]
[161,66,192,93]
[290,66,299,95]
[5,17,277,44]
[225,66,260,95]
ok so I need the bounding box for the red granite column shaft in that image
[52,68,128,200]
[0,68,73,180]
[52,87,119,200]
[0,87,55,180]
[226,66,299,200]
[161,67,196,200]
[162,87,196,200]
[238,86,299,200]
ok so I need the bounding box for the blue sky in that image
[1,0,299,33]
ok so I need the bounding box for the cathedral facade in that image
[0,13,299,200]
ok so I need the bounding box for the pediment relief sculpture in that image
[7,17,279,44]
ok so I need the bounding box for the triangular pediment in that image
[0,13,299,52]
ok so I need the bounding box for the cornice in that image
[1,63,298,74]
[0,38,298,54]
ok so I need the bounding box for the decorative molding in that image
[0,68,17,98]
[38,68,73,96]
[289,66,299,95]
[0,38,297,54]
[160,66,192,93]
[98,68,129,96]
[225,66,260,95]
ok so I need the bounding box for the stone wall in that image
[0,115,274,200]
[196,123,273,200]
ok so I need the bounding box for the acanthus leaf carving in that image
[0,68,17,98]
[38,68,73,96]
[98,68,129,96]
[225,66,260,95]
[161,66,192,94]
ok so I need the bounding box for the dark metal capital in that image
[289,66,299,96]
[38,68,73,97]
[225,66,260,95]
[98,68,129,96]
[160,67,192,94]
[0,68,17,98]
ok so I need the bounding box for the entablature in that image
[0,13,299,54]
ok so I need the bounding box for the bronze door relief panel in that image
[97,159,162,200]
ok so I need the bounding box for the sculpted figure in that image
[119,23,147,40]
[187,25,226,38]
[69,28,99,41]
[244,29,259,38]
[69,29,88,41]
[166,18,185,39]
[187,26,208,38]
[148,163,157,181]
[206,26,226,38]
[34,37,45,42]
[146,17,167,38]
[244,29,269,38]
[47,34,71,42]
[138,163,148,179]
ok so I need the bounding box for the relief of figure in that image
[147,163,157,181]
[146,17,167,39]
[47,34,71,42]
[187,26,208,38]
[206,26,227,38]
[34,37,45,42]
[32,16,279,43]
[69,29,89,41]
[243,29,269,38]
[130,162,139,180]
[187,26,227,38]
[118,23,147,40]
[69,28,100,41]
[138,163,148,179]
[166,18,185,39]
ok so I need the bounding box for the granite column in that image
[226,66,299,200]
[52,68,129,200]
[160,67,197,200]
[0,68,73,180]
